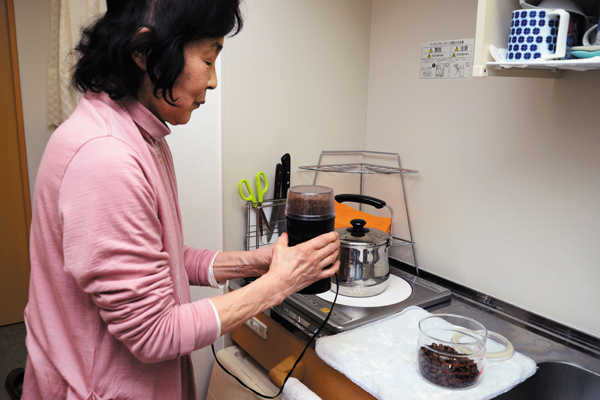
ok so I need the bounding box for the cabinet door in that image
[231,312,375,399]
[0,0,31,326]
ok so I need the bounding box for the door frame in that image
[1,0,31,326]
[5,0,30,222]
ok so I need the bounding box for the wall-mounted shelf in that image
[300,150,420,275]
[473,0,600,77]
[487,58,600,72]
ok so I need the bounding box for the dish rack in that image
[244,150,419,275]
[299,150,420,275]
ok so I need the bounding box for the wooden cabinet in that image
[231,312,375,399]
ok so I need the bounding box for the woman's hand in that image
[246,242,275,274]
[210,231,340,335]
[265,231,340,297]
[212,231,339,284]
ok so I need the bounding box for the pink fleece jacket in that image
[23,92,220,400]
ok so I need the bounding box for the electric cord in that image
[211,273,340,399]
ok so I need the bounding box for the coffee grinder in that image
[285,185,335,294]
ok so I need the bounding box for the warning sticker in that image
[420,39,474,80]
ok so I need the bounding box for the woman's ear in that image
[132,51,147,71]
[131,27,150,71]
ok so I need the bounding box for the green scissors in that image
[238,171,268,205]
[239,172,271,235]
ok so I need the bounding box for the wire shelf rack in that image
[243,150,419,275]
[300,150,420,275]
[299,163,418,175]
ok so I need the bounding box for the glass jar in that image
[417,314,487,389]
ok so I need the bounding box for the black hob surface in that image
[229,267,451,337]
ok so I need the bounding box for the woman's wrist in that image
[255,272,289,305]
[210,272,288,335]
[212,249,271,281]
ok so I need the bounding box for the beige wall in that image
[168,58,225,398]
[13,0,54,195]
[221,0,372,253]
[366,0,600,338]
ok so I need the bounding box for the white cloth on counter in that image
[315,306,537,400]
[281,378,322,400]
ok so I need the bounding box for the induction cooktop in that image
[229,267,451,337]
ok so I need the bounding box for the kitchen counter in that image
[229,270,600,398]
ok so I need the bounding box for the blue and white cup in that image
[507,9,570,61]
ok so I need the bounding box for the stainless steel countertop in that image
[235,266,600,378]
[427,294,600,376]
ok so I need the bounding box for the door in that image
[0,0,31,326]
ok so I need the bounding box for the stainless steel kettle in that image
[334,194,406,297]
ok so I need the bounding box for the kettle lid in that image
[336,219,389,246]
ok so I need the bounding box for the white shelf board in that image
[488,58,600,71]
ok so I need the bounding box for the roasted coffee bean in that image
[417,343,480,389]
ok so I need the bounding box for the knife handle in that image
[281,153,291,198]
[274,163,283,200]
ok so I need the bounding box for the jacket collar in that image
[122,96,171,144]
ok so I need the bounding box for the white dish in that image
[317,274,412,308]
[570,45,600,52]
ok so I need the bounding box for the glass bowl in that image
[417,314,487,390]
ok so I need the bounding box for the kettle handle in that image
[335,194,386,209]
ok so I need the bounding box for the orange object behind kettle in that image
[334,201,391,233]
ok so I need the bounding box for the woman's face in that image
[137,37,224,125]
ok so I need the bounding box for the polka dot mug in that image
[507,9,570,61]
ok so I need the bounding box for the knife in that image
[277,153,291,236]
[266,163,283,242]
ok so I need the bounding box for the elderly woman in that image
[22,1,340,399]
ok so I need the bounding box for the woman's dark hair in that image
[73,0,243,104]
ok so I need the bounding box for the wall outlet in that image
[244,317,268,339]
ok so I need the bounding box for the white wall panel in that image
[221,0,372,253]
[366,0,600,337]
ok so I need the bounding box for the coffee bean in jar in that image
[417,314,488,390]
[418,343,481,389]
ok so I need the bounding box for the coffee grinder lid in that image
[285,185,335,220]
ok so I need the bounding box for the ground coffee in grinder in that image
[285,185,335,294]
